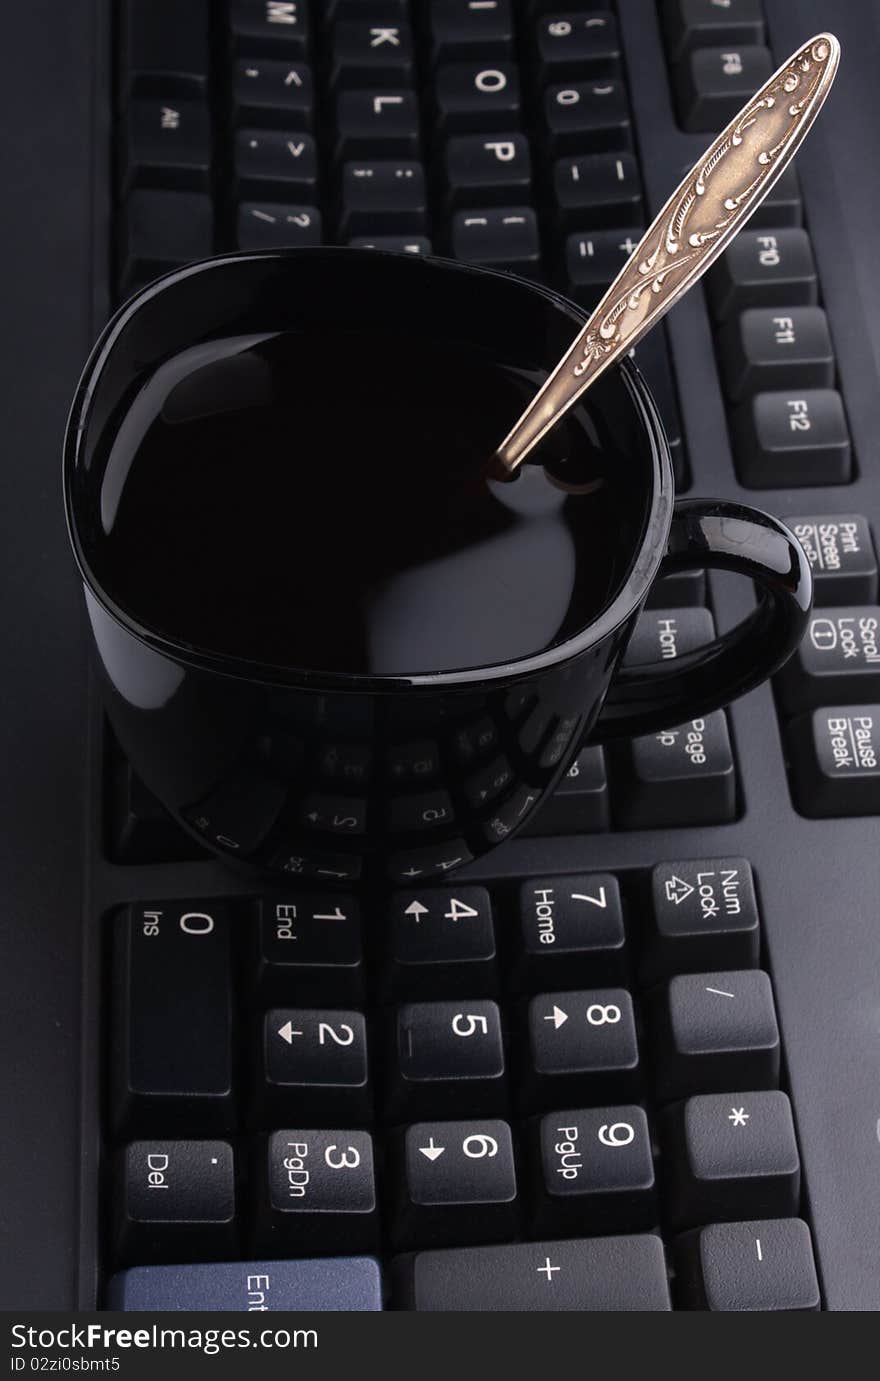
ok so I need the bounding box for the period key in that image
[112,902,234,1135]
[114,1141,236,1265]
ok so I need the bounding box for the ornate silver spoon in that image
[491,33,839,478]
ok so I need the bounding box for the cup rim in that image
[64,247,675,693]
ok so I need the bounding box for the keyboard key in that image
[269,844,364,882]
[112,902,234,1135]
[536,11,621,82]
[233,58,314,129]
[394,1235,671,1310]
[748,163,802,228]
[429,0,515,62]
[533,1105,656,1235]
[108,756,206,863]
[325,0,409,18]
[325,0,408,16]
[664,1091,800,1229]
[707,229,818,320]
[318,741,373,786]
[520,745,611,836]
[394,1119,519,1247]
[675,45,774,132]
[331,20,415,88]
[788,706,880,817]
[122,97,211,191]
[229,0,311,58]
[387,739,441,784]
[651,970,781,1100]
[339,160,427,234]
[387,886,497,998]
[481,783,543,842]
[525,988,639,1110]
[564,226,641,305]
[119,0,210,98]
[235,129,318,199]
[390,1000,506,1118]
[645,567,706,609]
[676,1219,821,1311]
[107,1257,383,1311]
[252,893,364,1004]
[350,231,432,250]
[451,715,500,762]
[387,839,474,882]
[114,1141,236,1265]
[543,79,630,154]
[776,607,880,714]
[785,516,877,605]
[336,89,420,158]
[301,793,368,836]
[444,132,531,207]
[258,1008,370,1124]
[645,858,760,981]
[255,1130,378,1254]
[463,754,516,808]
[613,712,737,830]
[451,207,540,272]
[237,201,322,247]
[661,0,765,64]
[515,874,625,988]
[718,308,836,403]
[554,153,642,231]
[435,61,521,130]
[118,189,213,293]
[389,789,455,834]
[623,605,715,669]
[183,772,287,854]
[731,389,852,487]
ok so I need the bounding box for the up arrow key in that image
[404,901,429,923]
[419,1137,445,1161]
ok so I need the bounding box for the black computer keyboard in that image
[59,0,880,1311]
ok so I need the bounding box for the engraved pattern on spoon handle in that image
[494,32,840,475]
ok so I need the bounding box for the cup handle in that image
[589,499,812,742]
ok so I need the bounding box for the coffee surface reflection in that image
[92,329,638,676]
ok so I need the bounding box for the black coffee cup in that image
[64,249,810,883]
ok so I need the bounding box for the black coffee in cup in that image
[88,327,645,676]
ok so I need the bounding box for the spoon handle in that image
[493,32,839,477]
